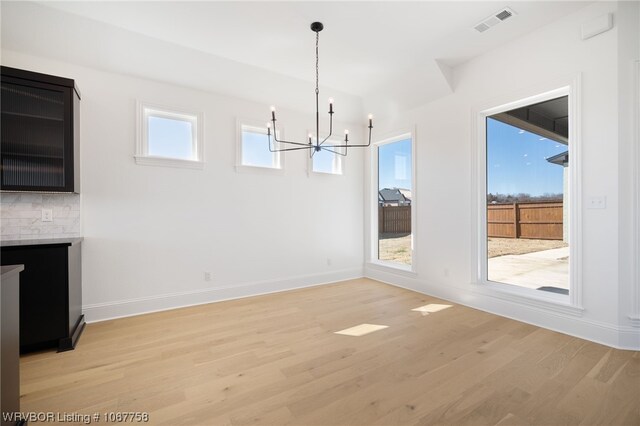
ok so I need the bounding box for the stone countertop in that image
[0,237,83,248]
[1,264,25,278]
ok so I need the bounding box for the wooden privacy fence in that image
[487,201,563,240]
[379,206,411,233]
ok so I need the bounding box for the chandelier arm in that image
[270,120,313,147]
[267,134,275,153]
[273,146,317,153]
[276,139,313,147]
[269,133,312,147]
[268,145,318,153]
[320,146,347,157]
[319,113,333,146]
[329,125,373,148]
[328,143,368,148]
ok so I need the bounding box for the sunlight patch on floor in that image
[411,304,452,315]
[334,323,389,337]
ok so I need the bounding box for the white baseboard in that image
[365,265,640,351]
[84,267,364,323]
[618,325,640,349]
[84,264,639,351]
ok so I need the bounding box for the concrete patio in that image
[488,246,569,292]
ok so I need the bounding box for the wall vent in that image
[474,7,516,33]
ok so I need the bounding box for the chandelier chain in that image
[315,31,319,95]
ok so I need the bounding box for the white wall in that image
[365,2,640,349]
[1,51,365,321]
[2,1,637,349]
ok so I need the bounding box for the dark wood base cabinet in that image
[1,238,84,353]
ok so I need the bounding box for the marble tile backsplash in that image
[1,193,81,240]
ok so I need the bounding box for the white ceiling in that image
[3,1,592,120]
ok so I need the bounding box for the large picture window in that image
[373,133,414,268]
[483,94,572,297]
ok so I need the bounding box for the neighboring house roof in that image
[398,189,412,200]
[546,150,569,167]
[379,188,411,204]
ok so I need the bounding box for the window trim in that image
[236,118,284,175]
[307,135,345,176]
[473,77,583,312]
[632,60,640,325]
[369,128,416,272]
[135,101,204,169]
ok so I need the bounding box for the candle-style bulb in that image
[271,106,276,121]
[266,122,271,128]
[344,129,349,135]
[270,106,276,112]
[368,113,373,120]
[328,98,334,113]
[329,98,334,104]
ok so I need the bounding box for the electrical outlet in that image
[41,209,53,222]
[587,196,606,209]
[204,272,212,282]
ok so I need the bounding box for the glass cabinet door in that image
[1,80,70,190]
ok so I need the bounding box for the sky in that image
[242,131,276,167]
[148,116,194,160]
[312,145,341,174]
[487,118,566,196]
[378,138,412,190]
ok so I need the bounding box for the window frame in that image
[369,128,416,273]
[307,135,345,176]
[474,80,583,313]
[135,101,204,169]
[236,118,284,174]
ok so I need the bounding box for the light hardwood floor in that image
[20,278,639,425]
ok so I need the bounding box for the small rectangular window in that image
[237,121,282,172]
[309,138,344,175]
[135,102,203,169]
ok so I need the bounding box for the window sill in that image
[134,156,204,170]
[474,280,584,317]
[309,170,343,177]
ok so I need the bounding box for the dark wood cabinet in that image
[1,238,85,353]
[1,66,81,193]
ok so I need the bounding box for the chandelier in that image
[267,22,373,157]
